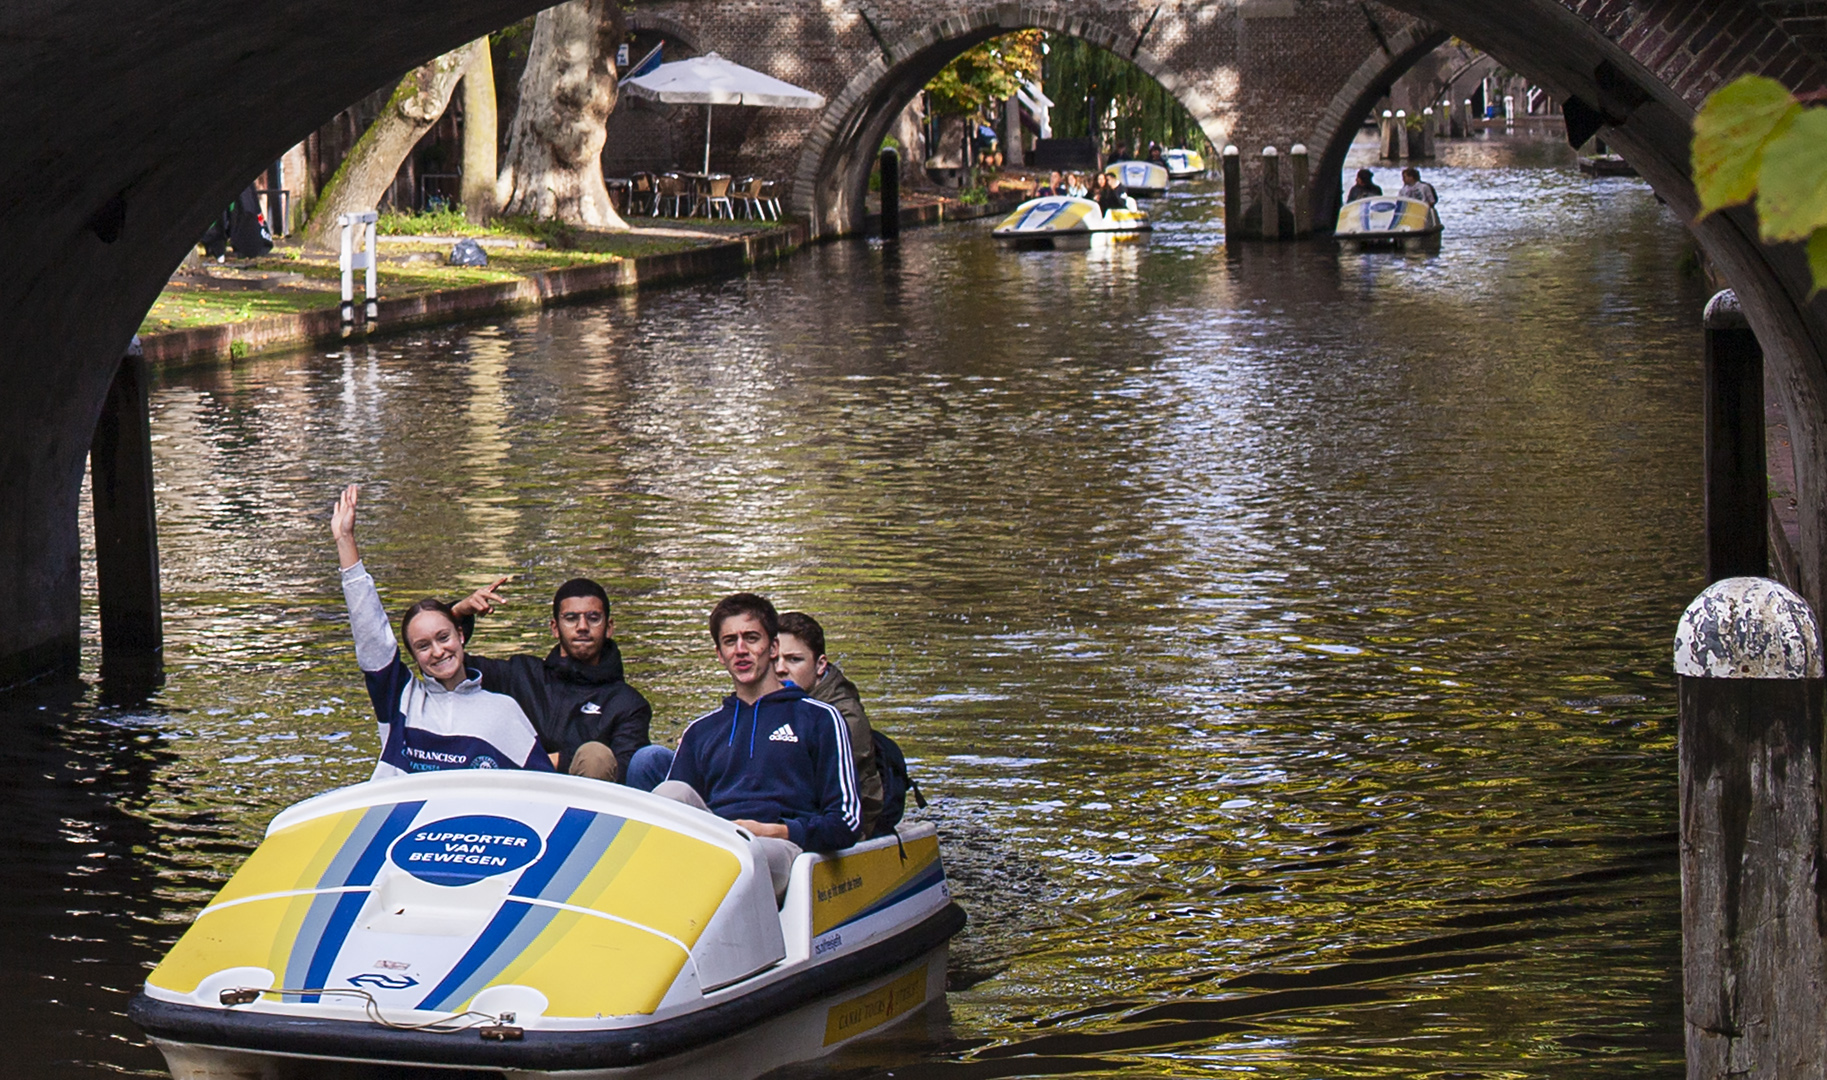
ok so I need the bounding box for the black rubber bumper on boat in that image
[128,902,965,1071]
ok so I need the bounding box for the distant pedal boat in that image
[1335,195,1442,243]
[128,771,963,1079]
[1103,159,1170,197]
[992,196,1152,246]
[1162,148,1206,180]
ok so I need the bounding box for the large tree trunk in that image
[460,36,499,224]
[302,41,482,247]
[496,0,628,230]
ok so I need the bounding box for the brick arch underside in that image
[790,6,1222,236]
[1381,0,1827,624]
[0,0,557,682]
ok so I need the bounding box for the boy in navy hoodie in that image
[655,593,862,900]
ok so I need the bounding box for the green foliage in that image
[1693,74,1827,291]
[1756,108,1827,241]
[228,340,250,360]
[958,185,988,205]
[1042,34,1210,157]
[376,206,473,235]
[926,31,1042,117]
[1693,76,1799,213]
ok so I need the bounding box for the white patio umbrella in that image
[621,52,826,174]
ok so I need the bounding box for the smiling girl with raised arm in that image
[330,484,553,778]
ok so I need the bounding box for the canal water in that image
[9,133,1707,1077]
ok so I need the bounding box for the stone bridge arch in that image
[787,4,1225,235]
[1305,22,1451,227]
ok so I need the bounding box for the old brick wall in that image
[621,0,1423,227]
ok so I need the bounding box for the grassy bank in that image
[141,211,785,335]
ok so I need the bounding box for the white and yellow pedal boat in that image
[128,771,963,1079]
[1104,159,1170,197]
[991,195,1152,248]
[1162,148,1206,180]
[1335,195,1442,245]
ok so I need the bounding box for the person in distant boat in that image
[1065,173,1089,198]
[1147,142,1165,164]
[1398,167,1438,206]
[775,611,883,838]
[1094,172,1128,212]
[451,576,673,789]
[1046,170,1067,196]
[328,484,553,778]
[656,593,862,900]
[1346,168,1382,202]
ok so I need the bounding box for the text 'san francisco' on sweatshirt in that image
[341,562,554,779]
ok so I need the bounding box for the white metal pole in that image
[363,215,377,323]
[339,215,354,331]
[703,104,713,175]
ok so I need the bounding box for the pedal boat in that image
[1104,159,1170,197]
[992,195,1151,248]
[1334,195,1442,246]
[1162,148,1206,180]
[128,771,964,1079]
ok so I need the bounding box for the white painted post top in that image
[1396,110,1406,117]
[1290,143,1307,155]
[1423,107,1434,115]
[1223,145,1239,156]
[1261,146,1277,156]
[1382,110,1392,118]
[1675,577,1823,678]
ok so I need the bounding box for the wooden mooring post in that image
[1677,576,1827,1078]
[1221,145,1241,241]
[878,146,900,242]
[1704,289,1767,580]
[1259,147,1281,239]
[90,338,163,677]
[1289,143,1310,237]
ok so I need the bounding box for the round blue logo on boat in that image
[389,815,543,886]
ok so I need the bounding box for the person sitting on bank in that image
[655,593,861,901]
[1346,168,1381,201]
[452,576,672,789]
[1398,167,1438,206]
[775,611,883,838]
[329,484,552,778]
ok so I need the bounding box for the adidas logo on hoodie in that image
[768,724,799,743]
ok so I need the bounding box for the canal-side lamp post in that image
[878,146,900,242]
[1222,145,1241,241]
[1676,576,1827,1076]
[1260,146,1280,239]
[1289,144,1310,237]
